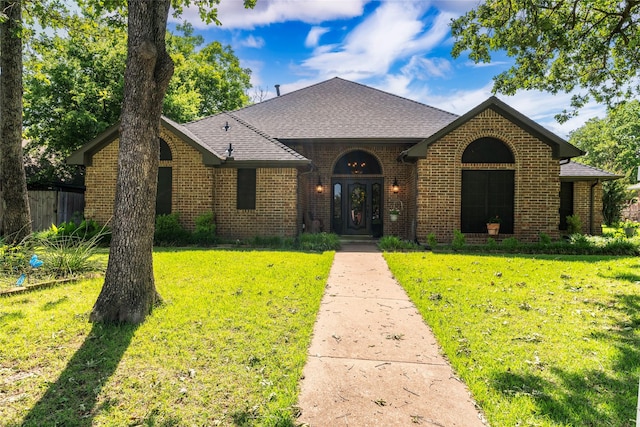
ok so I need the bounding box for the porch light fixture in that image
[316,178,323,193]
[392,177,399,193]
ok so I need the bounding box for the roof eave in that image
[218,159,311,168]
[403,97,585,160]
[66,123,120,166]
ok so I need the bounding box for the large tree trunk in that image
[0,0,32,242]
[90,1,174,324]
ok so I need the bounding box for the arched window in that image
[462,137,514,163]
[461,138,514,233]
[333,150,381,175]
[159,138,173,161]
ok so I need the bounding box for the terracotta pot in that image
[487,223,500,235]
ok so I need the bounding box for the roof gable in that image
[232,77,458,140]
[403,97,585,160]
[67,117,225,166]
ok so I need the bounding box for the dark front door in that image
[332,178,382,236]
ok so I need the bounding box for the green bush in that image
[501,237,519,249]
[538,232,552,245]
[378,235,421,251]
[426,232,437,248]
[298,232,341,252]
[192,212,217,245]
[154,213,190,245]
[452,230,465,250]
[566,214,583,235]
[486,237,498,250]
[37,233,105,277]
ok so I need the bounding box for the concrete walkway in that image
[296,243,487,426]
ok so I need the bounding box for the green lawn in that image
[385,252,640,427]
[0,249,334,427]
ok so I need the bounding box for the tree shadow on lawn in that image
[17,322,137,427]
[491,293,640,426]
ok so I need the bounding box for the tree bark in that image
[90,0,174,324]
[0,0,32,243]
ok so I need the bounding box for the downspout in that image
[589,179,599,235]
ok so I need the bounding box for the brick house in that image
[68,77,618,243]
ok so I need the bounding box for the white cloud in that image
[240,35,265,48]
[403,56,452,79]
[419,82,606,138]
[171,0,370,29]
[301,2,453,80]
[305,26,330,48]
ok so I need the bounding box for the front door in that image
[332,178,382,236]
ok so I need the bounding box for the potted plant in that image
[621,220,639,237]
[486,215,501,235]
[389,208,400,222]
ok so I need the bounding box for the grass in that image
[384,252,640,427]
[0,248,334,426]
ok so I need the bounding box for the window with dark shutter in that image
[237,169,256,210]
[156,167,172,215]
[461,170,515,233]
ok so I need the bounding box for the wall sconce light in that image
[316,178,323,193]
[392,177,399,193]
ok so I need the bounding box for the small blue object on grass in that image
[30,254,43,268]
[16,274,26,286]
[16,254,43,287]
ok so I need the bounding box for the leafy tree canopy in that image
[451,0,640,121]
[568,100,640,182]
[23,11,251,185]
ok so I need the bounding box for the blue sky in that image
[170,0,606,138]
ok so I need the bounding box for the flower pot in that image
[486,223,500,235]
[624,227,636,238]
[390,213,398,222]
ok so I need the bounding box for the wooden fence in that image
[0,190,85,232]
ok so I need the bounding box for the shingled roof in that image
[184,112,309,165]
[232,77,458,140]
[560,161,621,180]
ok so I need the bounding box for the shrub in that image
[566,214,583,235]
[37,232,106,277]
[486,237,498,250]
[501,237,520,249]
[192,212,217,245]
[298,232,341,251]
[378,236,421,251]
[154,213,190,245]
[538,232,552,245]
[426,233,437,248]
[452,230,465,250]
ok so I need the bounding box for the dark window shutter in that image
[237,169,256,210]
[461,170,514,233]
[156,167,172,215]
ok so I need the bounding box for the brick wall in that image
[84,128,214,230]
[213,167,298,239]
[289,142,414,236]
[85,128,299,239]
[573,180,603,235]
[416,109,561,244]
